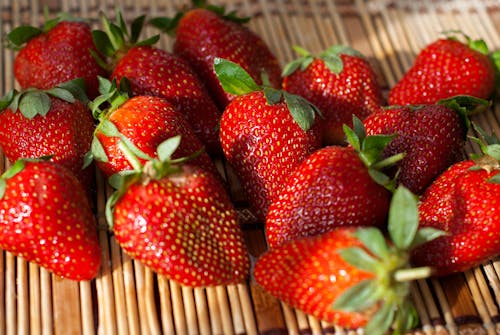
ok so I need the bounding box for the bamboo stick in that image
[216,285,235,335]
[6,252,16,335]
[206,287,223,335]
[171,280,188,335]
[181,285,199,335]
[134,262,150,335]
[227,284,245,334]
[17,258,28,335]
[40,268,53,335]
[80,281,95,335]
[236,283,258,335]
[110,236,130,335]
[29,263,41,335]
[144,268,162,335]
[193,288,211,335]
[122,253,141,335]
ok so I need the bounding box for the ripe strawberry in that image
[151,2,282,109]
[8,19,106,99]
[282,45,384,145]
[93,13,222,154]
[215,59,321,221]
[0,159,101,281]
[266,120,400,248]
[411,125,500,276]
[84,78,217,179]
[363,96,488,194]
[0,80,95,190]
[256,186,443,333]
[107,136,249,287]
[388,32,498,105]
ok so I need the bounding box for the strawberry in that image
[388,32,498,105]
[0,79,95,191]
[151,1,282,109]
[256,186,443,334]
[93,13,222,154]
[282,45,384,145]
[266,119,401,248]
[84,78,217,180]
[215,59,321,222]
[363,96,489,194]
[106,136,249,287]
[8,18,106,99]
[0,159,101,281]
[411,125,500,276]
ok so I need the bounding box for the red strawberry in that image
[266,121,399,248]
[388,32,497,105]
[107,136,249,287]
[256,186,443,333]
[411,126,500,276]
[363,96,488,194]
[0,80,95,190]
[215,59,321,221]
[85,79,217,179]
[282,45,384,145]
[151,2,282,109]
[0,159,101,281]
[8,19,106,99]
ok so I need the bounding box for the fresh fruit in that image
[282,45,384,145]
[93,13,222,154]
[8,18,106,99]
[363,96,489,194]
[256,186,443,334]
[388,32,498,105]
[411,125,500,276]
[215,59,321,221]
[266,120,401,248]
[0,79,95,190]
[84,78,217,179]
[151,1,282,109]
[106,136,249,287]
[0,159,101,281]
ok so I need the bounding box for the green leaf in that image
[352,115,366,142]
[157,135,181,162]
[135,34,161,46]
[388,186,419,250]
[89,137,109,163]
[119,136,154,161]
[322,54,343,74]
[263,87,283,105]
[213,58,260,95]
[489,173,500,183]
[115,10,129,38]
[468,38,489,55]
[338,246,379,273]
[6,26,42,49]
[92,29,115,57]
[411,227,447,249]
[343,124,360,152]
[100,119,121,137]
[56,78,89,105]
[485,144,500,160]
[395,300,419,332]
[361,134,395,167]
[367,168,393,190]
[282,58,306,77]
[19,91,51,118]
[45,87,75,103]
[355,227,389,259]
[332,279,379,311]
[0,179,6,199]
[363,302,396,335]
[0,90,16,111]
[2,159,26,179]
[292,45,311,57]
[283,92,317,132]
[105,191,120,229]
[130,15,145,43]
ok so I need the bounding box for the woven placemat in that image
[1,0,500,334]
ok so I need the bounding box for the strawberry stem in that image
[393,266,434,282]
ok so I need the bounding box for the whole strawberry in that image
[266,120,399,248]
[107,136,249,287]
[363,96,488,194]
[0,159,101,281]
[411,125,500,276]
[256,186,443,334]
[151,1,282,109]
[0,80,95,190]
[8,19,106,99]
[388,32,497,105]
[282,45,384,145]
[216,59,321,222]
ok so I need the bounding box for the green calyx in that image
[213,57,320,132]
[468,123,500,183]
[0,78,89,119]
[442,30,490,55]
[343,116,404,191]
[282,44,363,77]
[437,95,491,132]
[333,186,446,335]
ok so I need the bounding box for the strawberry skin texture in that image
[0,97,95,189]
[266,146,391,248]
[255,228,374,328]
[0,161,101,280]
[111,46,222,154]
[283,56,384,145]
[219,91,321,222]
[14,21,105,99]
[388,38,495,105]
[173,8,282,109]
[113,165,249,287]
[411,160,500,276]
[96,96,217,178]
[364,104,466,194]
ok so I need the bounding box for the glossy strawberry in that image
[8,19,106,99]
[107,136,249,287]
[0,159,101,280]
[388,33,497,105]
[411,126,500,276]
[216,59,321,221]
[282,45,384,145]
[256,187,442,334]
[152,2,282,109]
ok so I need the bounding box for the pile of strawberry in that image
[0,1,499,333]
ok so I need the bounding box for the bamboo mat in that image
[1,0,500,334]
